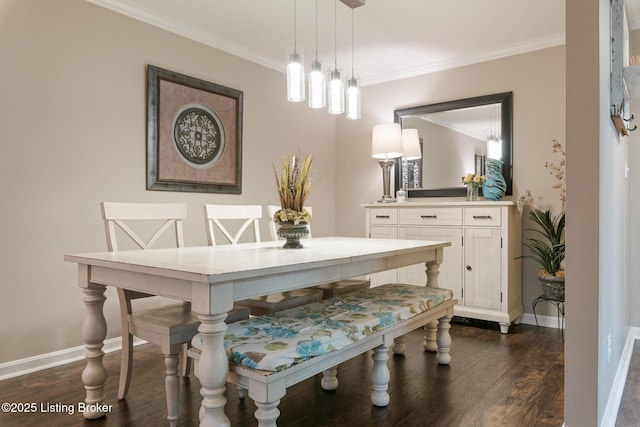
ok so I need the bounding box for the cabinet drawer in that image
[399,207,463,226]
[369,208,398,225]
[464,207,502,227]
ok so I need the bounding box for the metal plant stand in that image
[532,294,565,340]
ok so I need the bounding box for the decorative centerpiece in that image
[483,158,507,201]
[519,139,566,301]
[461,173,485,201]
[272,153,313,249]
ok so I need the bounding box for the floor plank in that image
[0,321,565,426]
[617,340,640,427]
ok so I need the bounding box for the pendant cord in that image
[351,9,355,78]
[315,0,319,60]
[334,0,337,70]
[293,0,297,52]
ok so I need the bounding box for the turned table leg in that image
[424,259,442,352]
[196,313,230,427]
[81,284,108,419]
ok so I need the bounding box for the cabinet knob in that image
[466,265,472,271]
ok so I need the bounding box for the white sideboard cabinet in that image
[364,201,523,333]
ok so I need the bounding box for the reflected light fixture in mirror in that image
[486,105,502,159]
[372,123,403,202]
[401,128,422,190]
[286,0,304,102]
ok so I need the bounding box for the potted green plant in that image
[272,153,312,248]
[523,206,565,300]
[519,139,566,301]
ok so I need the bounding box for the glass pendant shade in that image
[287,48,305,102]
[346,77,360,120]
[308,60,326,108]
[328,69,344,114]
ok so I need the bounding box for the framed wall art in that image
[146,65,243,193]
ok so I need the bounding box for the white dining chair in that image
[100,201,248,426]
[267,205,371,299]
[204,204,324,314]
[100,202,193,426]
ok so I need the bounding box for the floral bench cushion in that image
[192,283,453,373]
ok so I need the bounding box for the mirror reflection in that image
[394,92,512,198]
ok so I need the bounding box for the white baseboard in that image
[0,337,146,381]
[600,327,640,427]
[520,312,565,329]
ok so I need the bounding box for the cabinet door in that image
[369,226,398,286]
[464,228,502,310]
[398,227,463,302]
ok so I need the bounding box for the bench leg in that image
[392,336,405,354]
[254,400,280,427]
[321,366,339,390]
[371,344,391,407]
[423,320,438,352]
[436,315,452,365]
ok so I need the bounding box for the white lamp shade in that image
[402,128,422,160]
[371,123,403,159]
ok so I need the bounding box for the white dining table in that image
[65,236,450,426]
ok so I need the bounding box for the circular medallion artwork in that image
[173,103,225,168]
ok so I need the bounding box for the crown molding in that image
[360,33,566,86]
[85,0,285,73]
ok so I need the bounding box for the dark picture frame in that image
[146,65,243,193]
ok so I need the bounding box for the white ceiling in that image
[87,0,566,86]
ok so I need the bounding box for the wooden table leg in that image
[196,313,230,427]
[81,283,108,419]
[424,257,442,351]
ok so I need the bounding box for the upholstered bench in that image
[190,283,456,427]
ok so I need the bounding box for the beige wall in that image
[335,46,566,320]
[0,0,567,365]
[0,0,337,363]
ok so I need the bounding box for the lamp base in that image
[377,159,396,204]
[377,195,396,203]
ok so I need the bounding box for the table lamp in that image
[402,128,422,190]
[371,123,403,202]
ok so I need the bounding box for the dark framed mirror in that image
[394,92,513,198]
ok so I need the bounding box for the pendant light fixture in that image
[345,8,361,120]
[286,0,305,102]
[328,0,344,115]
[308,0,326,108]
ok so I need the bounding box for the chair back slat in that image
[204,204,262,245]
[101,202,187,251]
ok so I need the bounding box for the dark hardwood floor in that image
[617,341,640,426]
[0,321,565,427]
